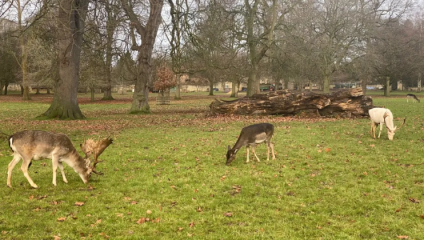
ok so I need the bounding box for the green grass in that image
[0,92,424,239]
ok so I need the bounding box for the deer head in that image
[80,137,113,175]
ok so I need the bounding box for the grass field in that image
[0,91,423,239]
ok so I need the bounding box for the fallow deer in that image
[226,123,276,165]
[368,108,405,141]
[406,93,420,103]
[6,130,109,188]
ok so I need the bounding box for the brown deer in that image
[7,130,111,188]
[226,123,276,165]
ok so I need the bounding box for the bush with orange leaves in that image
[153,64,176,95]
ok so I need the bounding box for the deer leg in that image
[52,156,59,186]
[7,154,21,188]
[269,142,276,160]
[246,147,250,163]
[58,162,68,184]
[251,146,260,162]
[21,157,38,188]
[378,123,383,139]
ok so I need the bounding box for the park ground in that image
[0,90,424,239]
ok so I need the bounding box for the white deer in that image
[226,123,276,165]
[368,108,405,140]
[7,130,104,188]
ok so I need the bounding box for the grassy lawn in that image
[0,91,423,239]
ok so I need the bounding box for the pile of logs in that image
[209,88,373,118]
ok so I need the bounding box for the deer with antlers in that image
[7,130,112,188]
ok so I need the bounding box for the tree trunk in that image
[418,72,422,92]
[210,88,373,118]
[323,74,330,93]
[40,0,88,119]
[17,0,31,101]
[102,5,115,101]
[121,0,163,114]
[175,73,181,99]
[4,83,8,95]
[247,63,259,96]
[384,76,390,97]
[208,80,214,96]
[90,87,95,101]
[361,77,367,95]
[230,79,237,98]
[0,82,4,95]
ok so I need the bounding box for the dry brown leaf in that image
[57,217,66,222]
[397,236,409,239]
[137,218,146,224]
[75,202,85,206]
[223,212,233,217]
[54,236,61,240]
[409,198,420,203]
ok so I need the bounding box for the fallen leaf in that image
[137,218,146,224]
[54,236,61,240]
[189,222,195,228]
[57,217,66,222]
[397,236,409,239]
[146,210,152,215]
[324,148,331,152]
[99,232,109,239]
[223,212,233,217]
[409,198,420,203]
[74,202,85,206]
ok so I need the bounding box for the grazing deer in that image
[7,130,100,188]
[407,93,420,103]
[226,123,276,165]
[368,108,405,140]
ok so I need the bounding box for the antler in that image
[396,118,406,130]
[81,137,113,175]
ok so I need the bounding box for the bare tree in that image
[41,0,89,119]
[120,0,164,113]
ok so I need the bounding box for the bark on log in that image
[209,88,373,118]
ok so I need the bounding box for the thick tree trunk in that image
[90,88,95,101]
[323,75,330,93]
[210,88,373,118]
[208,81,214,96]
[230,79,237,98]
[130,63,150,113]
[4,83,8,95]
[40,0,88,119]
[384,76,390,97]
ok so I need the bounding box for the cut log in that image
[209,88,373,118]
